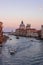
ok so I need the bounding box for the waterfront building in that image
[26,24,31,37]
[26,24,31,29]
[26,29,31,37]
[15,21,42,38]
[30,29,38,38]
[37,30,41,39]
[26,28,38,37]
[18,29,26,36]
[0,22,3,43]
[15,21,26,36]
[15,28,26,36]
[41,25,43,39]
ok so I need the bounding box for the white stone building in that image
[15,21,26,36]
[0,22,3,43]
[26,28,38,37]
[26,24,31,29]
[41,25,43,38]
[15,21,38,37]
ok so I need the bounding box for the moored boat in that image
[16,36,19,39]
[9,49,16,55]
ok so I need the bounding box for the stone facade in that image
[26,29,38,37]
[15,21,43,39]
[26,24,31,29]
[15,21,38,38]
[0,22,3,43]
[41,25,43,39]
[15,29,26,36]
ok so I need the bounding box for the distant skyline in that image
[0,0,43,31]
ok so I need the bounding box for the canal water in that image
[0,34,43,65]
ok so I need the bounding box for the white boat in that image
[9,49,16,55]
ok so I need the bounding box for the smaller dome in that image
[26,24,31,29]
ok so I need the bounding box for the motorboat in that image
[16,36,19,39]
[30,39,34,42]
[9,49,16,55]
[0,44,3,47]
[10,51,15,55]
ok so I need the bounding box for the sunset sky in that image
[0,0,43,31]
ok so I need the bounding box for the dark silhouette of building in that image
[0,22,3,43]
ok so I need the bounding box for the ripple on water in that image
[0,36,43,65]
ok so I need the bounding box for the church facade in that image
[15,21,39,38]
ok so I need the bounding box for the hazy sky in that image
[0,0,43,31]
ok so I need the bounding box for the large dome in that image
[19,21,25,29]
